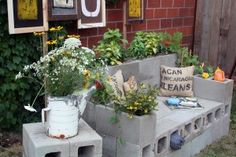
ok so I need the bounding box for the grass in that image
[195,90,236,157]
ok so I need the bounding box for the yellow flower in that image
[128,114,133,119]
[67,34,80,39]
[33,32,45,36]
[50,56,55,62]
[83,70,91,77]
[58,36,65,40]
[107,76,112,82]
[46,40,57,45]
[56,26,63,31]
[144,109,148,113]
[202,72,209,79]
[49,27,57,32]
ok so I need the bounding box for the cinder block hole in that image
[194,118,202,131]
[45,152,61,157]
[180,129,184,137]
[215,108,221,119]
[142,145,152,157]
[224,105,229,115]
[157,136,167,153]
[206,113,213,125]
[184,123,191,136]
[78,145,95,157]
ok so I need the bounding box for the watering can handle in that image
[41,107,51,124]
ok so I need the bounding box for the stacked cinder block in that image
[23,119,102,157]
[82,54,234,157]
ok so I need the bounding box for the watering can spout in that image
[78,85,96,115]
[74,80,103,116]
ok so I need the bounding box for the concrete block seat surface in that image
[82,54,234,157]
[23,119,102,157]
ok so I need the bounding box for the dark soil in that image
[0,132,22,157]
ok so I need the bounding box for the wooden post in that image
[42,32,48,107]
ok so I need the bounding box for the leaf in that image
[117,137,126,145]
[109,115,119,124]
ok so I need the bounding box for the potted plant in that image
[91,82,159,146]
[16,37,103,138]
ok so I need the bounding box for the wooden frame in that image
[7,0,48,34]
[127,0,145,22]
[48,0,78,21]
[77,0,106,29]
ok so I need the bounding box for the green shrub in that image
[94,29,127,65]
[127,32,183,59]
[127,31,162,59]
[0,1,42,131]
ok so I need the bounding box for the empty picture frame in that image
[78,0,106,29]
[127,0,145,22]
[48,0,78,21]
[7,0,48,34]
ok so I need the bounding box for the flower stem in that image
[31,84,44,107]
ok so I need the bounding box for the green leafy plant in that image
[0,1,43,130]
[158,32,183,53]
[176,47,200,67]
[128,32,183,59]
[16,37,99,97]
[94,29,127,65]
[195,63,214,78]
[91,71,114,105]
[114,84,159,117]
[127,32,162,59]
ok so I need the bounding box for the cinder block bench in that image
[82,54,234,157]
[23,119,102,157]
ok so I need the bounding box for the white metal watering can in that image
[41,82,101,138]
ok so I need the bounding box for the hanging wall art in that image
[7,0,48,34]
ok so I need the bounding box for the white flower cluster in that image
[63,37,82,50]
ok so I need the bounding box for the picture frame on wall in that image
[7,0,48,34]
[48,0,78,21]
[127,0,145,22]
[77,0,106,29]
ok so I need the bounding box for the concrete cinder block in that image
[95,105,121,137]
[99,133,117,157]
[95,105,156,147]
[117,142,155,157]
[193,76,234,104]
[117,142,142,157]
[23,120,102,157]
[108,61,140,81]
[82,102,96,129]
[154,133,169,156]
[139,54,177,87]
[69,129,102,157]
[23,122,70,157]
[189,128,213,156]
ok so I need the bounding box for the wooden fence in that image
[194,0,236,74]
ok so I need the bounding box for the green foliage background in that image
[0,1,42,131]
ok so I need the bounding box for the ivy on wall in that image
[0,0,43,131]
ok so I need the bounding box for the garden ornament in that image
[214,67,225,82]
[170,131,185,150]
[41,80,103,138]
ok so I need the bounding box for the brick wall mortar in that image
[77,0,196,48]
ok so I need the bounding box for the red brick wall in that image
[73,0,196,48]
